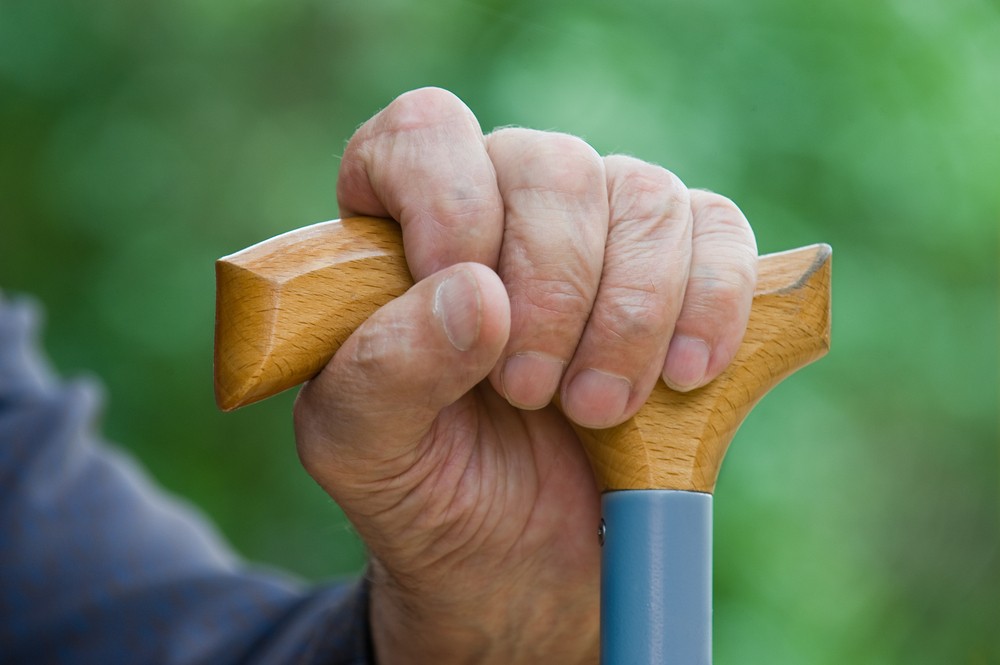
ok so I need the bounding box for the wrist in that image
[368,559,598,665]
[369,562,507,665]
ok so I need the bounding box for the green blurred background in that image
[2,0,997,661]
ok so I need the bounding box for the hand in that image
[294,88,757,664]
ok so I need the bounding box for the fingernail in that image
[501,352,565,409]
[435,269,481,351]
[564,369,632,429]
[663,335,710,391]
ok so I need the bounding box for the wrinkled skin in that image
[294,88,757,664]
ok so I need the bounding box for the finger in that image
[337,87,504,280]
[560,156,693,428]
[662,189,757,392]
[483,128,609,410]
[293,263,510,493]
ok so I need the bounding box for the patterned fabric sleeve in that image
[0,294,374,665]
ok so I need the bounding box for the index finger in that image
[337,87,504,280]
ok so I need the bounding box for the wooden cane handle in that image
[215,216,831,493]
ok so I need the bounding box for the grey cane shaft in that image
[601,490,712,664]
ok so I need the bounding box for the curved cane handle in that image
[215,216,831,492]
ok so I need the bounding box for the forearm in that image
[0,293,374,664]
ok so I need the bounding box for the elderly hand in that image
[293,87,757,664]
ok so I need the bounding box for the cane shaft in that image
[602,491,712,664]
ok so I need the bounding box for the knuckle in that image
[606,157,690,228]
[691,189,738,213]
[596,283,667,345]
[692,190,756,248]
[381,87,475,135]
[350,318,413,379]
[536,135,603,195]
[537,131,599,161]
[689,267,754,317]
[522,275,592,318]
[496,130,604,199]
[410,186,502,232]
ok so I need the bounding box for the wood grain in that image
[215,218,410,411]
[215,216,831,493]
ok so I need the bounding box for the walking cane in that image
[214,216,831,663]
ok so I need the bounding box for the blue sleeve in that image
[0,294,374,664]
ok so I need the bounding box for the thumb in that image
[293,262,510,492]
